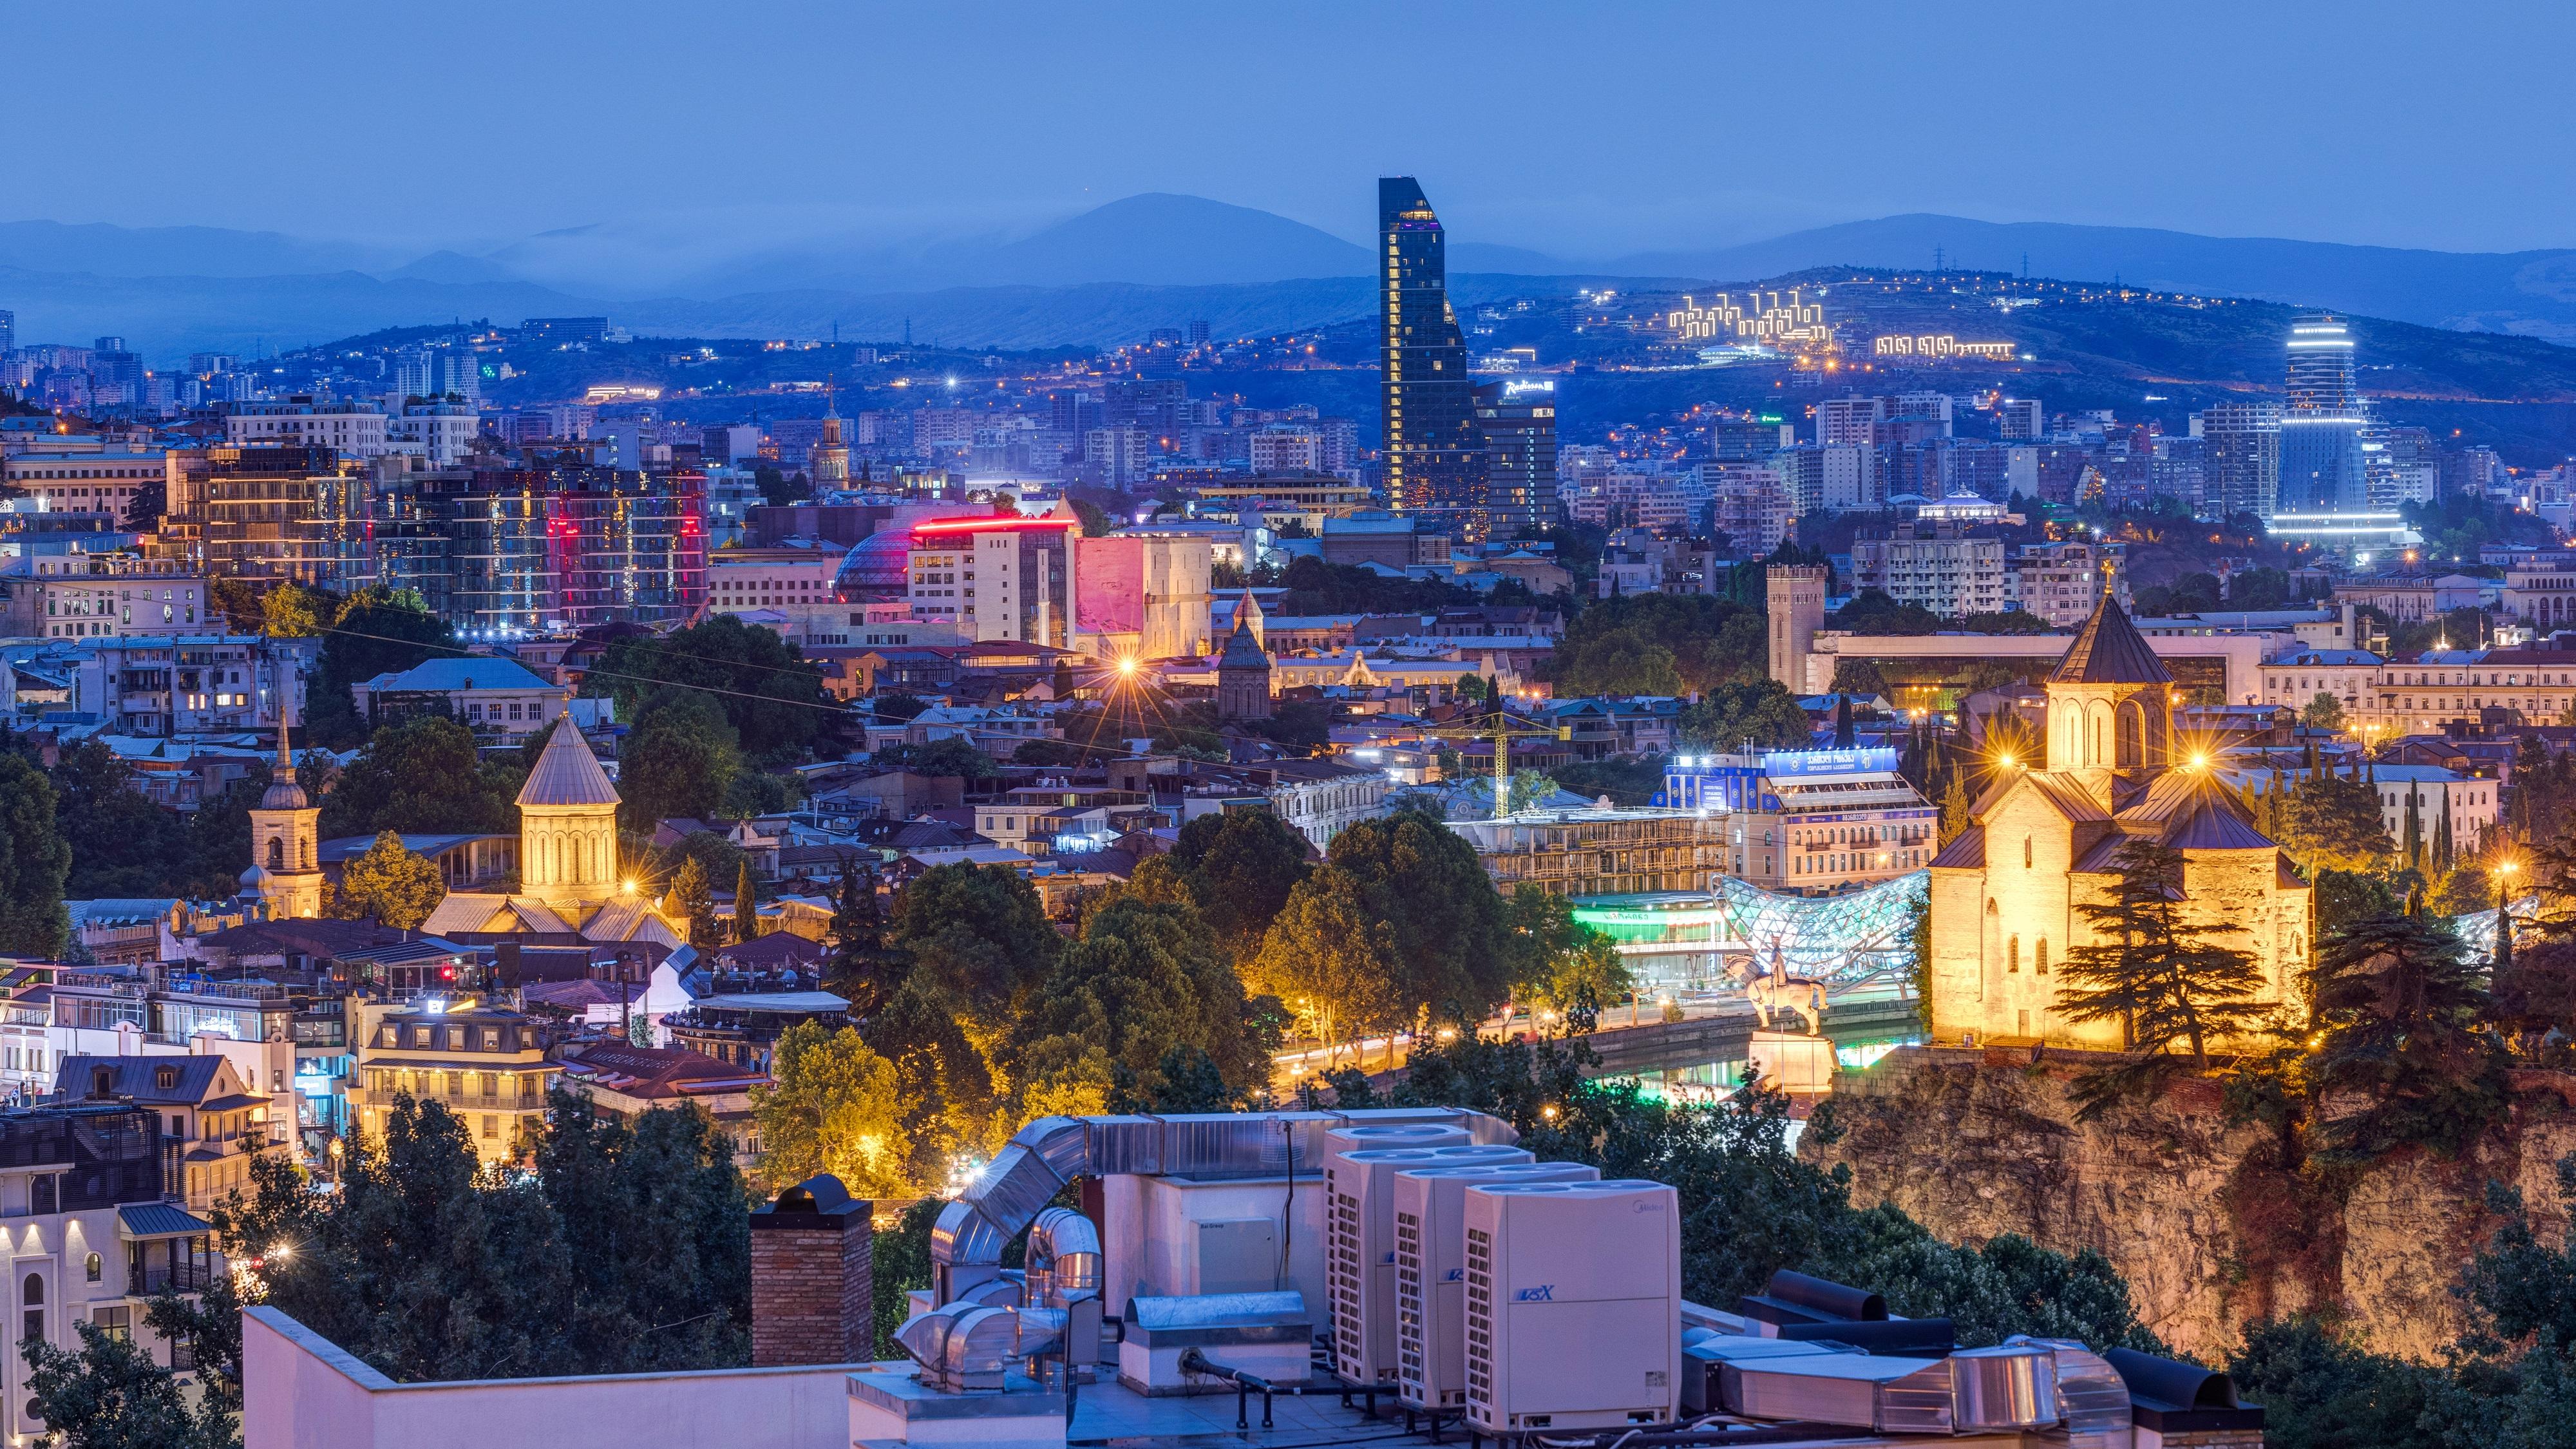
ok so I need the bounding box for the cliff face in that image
[1804,1046,2576,1362]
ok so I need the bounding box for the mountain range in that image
[6,194,2576,357]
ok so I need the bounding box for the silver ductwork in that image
[903,1109,1514,1388]
[931,1108,1513,1302]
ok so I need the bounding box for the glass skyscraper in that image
[2277,314,2383,513]
[1379,177,1486,527]
[1475,379,1560,536]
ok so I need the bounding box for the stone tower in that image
[2043,579,2175,810]
[1216,612,1273,722]
[242,691,323,920]
[518,715,623,915]
[1766,565,1826,692]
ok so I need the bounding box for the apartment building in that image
[1849,524,2005,617]
[346,1002,560,1166]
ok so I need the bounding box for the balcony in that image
[130,1263,215,1296]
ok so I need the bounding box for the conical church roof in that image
[1218,617,1271,670]
[2052,588,2172,686]
[518,715,620,808]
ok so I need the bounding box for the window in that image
[23,1273,42,1345]
[2036,939,2050,975]
[2008,935,2021,972]
[155,1065,176,1091]
[33,1177,54,1216]
[91,1306,128,1341]
[2023,836,2033,869]
[82,1254,99,1284]
[480,1115,498,1141]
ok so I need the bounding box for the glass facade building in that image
[2277,315,2391,513]
[1473,379,1560,536]
[1379,176,1486,527]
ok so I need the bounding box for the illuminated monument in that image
[420,715,682,949]
[1924,585,2311,1046]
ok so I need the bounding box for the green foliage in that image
[0,754,71,957]
[824,862,904,1016]
[1011,897,1262,1112]
[585,615,833,758]
[1249,866,1403,1055]
[1552,594,1765,696]
[869,737,999,781]
[2285,770,2395,875]
[333,831,448,929]
[1678,679,1814,751]
[618,688,744,830]
[217,1090,750,1382]
[319,715,524,838]
[872,1200,941,1358]
[1830,589,1944,634]
[1323,808,1521,1025]
[2309,910,2506,1160]
[1275,554,1476,615]
[309,586,455,746]
[661,857,719,948]
[1506,886,1634,1027]
[21,1303,236,1449]
[751,1022,913,1196]
[43,739,193,900]
[2302,692,2347,731]
[2313,867,2403,936]
[1831,658,1891,697]
[1162,810,1312,965]
[2227,1318,2443,1449]
[2055,837,2269,1103]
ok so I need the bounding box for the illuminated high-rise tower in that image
[2278,314,2384,513]
[1379,177,1486,529]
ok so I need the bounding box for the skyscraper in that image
[1473,379,1559,536]
[2278,314,2378,513]
[1379,177,1486,527]
[2197,400,2281,520]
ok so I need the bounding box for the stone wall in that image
[1804,1045,2576,1363]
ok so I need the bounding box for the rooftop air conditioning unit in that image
[1394,1159,1600,1412]
[1463,1180,1681,1435]
[1319,1124,1469,1374]
[1327,1141,1530,1385]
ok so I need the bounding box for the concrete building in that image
[350,656,570,740]
[1074,531,1212,661]
[0,554,207,639]
[2,448,168,518]
[223,400,390,457]
[1445,807,1725,898]
[2005,542,2126,628]
[244,718,325,922]
[1766,565,1827,690]
[1662,746,1938,892]
[346,1001,562,1164]
[56,1054,271,1213]
[906,515,1079,648]
[1850,525,2005,618]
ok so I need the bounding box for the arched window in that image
[82,1255,99,1283]
[2023,836,2034,869]
[2036,938,2050,974]
[2116,701,2145,769]
[2008,935,2021,972]
[266,838,283,871]
[23,1273,41,1303]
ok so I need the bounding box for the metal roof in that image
[516,716,620,808]
[2051,591,2175,686]
[117,1203,213,1238]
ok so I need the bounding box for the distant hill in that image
[1610,214,2576,342]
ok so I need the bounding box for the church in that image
[417,715,684,951]
[1925,587,2312,1048]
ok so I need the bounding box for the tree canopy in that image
[0,754,71,958]
[332,831,448,929]
[617,688,744,831]
[1679,679,1815,752]
[583,616,835,759]
[320,715,525,839]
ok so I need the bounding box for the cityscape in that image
[12,7,2576,1449]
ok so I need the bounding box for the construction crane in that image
[1421,697,1569,819]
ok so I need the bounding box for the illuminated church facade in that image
[1925,589,2312,1047]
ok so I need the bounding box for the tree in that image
[215,1089,751,1383]
[1249,867,1403,1060]
[1549,594,1765,696]
[319,715,522,838]
[1165,810,1312,965]
[0,755,71,958]
[2313,867,2403,936]
[617,689,743,831]
[2284,770,2394,874]
[334,831,448,929]
[2302,692,2346,732]
[1012,897,1260,1113]
[2054,837,2269,1111]
[261,580,328,638]
[869,864,1062,1179]
[1938,770,1973,846]
[585,614,833,758]
[661,857,719,948]
[868,737,998,781]
[1327,808,1520,1025]
[1678,679,1814,752]
[1831,659,1891,697]
[732,858,761,943]
[308,587,455,746]
[1507,887,1632,1027]
[44,739,193,899]
[824,862,905,1016]
[21,1310,234,1449]
[2309,909,2506,1160]
[751,1023,913,1197]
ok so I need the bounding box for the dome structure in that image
[836,527,916,601]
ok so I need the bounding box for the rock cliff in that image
[1804,1045,2576,1362]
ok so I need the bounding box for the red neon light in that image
[909,516,1076,535]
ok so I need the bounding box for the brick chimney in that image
[750,1174,874,1366]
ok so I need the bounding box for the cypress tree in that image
[2403,789,2423,873]
[2433,807,2454,875]
[732,859,760,944]
[1938,770,1973,846]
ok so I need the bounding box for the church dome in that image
[518,716,621,808]
[260,775,310,811]
[238,864,270,888]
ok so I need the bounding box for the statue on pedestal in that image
[1746,942,1824,1037]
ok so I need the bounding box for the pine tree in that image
[733,859,761,944]
[663,857,717,949]
[824,862,905,1017]
[2311,908,2504,1159]
[2056,837,2269,1113]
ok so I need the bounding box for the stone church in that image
[1926,588,2312,1047]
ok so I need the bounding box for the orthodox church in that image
[1925,587,2313,1048]
[419,716,683,950]
[240,710,325,921]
